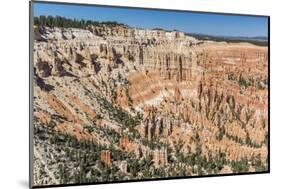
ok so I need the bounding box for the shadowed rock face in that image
[33,25,268,186]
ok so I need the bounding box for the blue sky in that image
[33,2,268,37]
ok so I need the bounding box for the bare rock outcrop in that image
[33,24,268,185]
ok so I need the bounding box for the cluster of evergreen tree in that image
[188,33,268,47]
[34,15,127,29]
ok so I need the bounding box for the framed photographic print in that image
[29,1,270,188]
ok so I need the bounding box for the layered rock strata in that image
[33,25,268,186]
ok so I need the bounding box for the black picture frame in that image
[29,1,270,188]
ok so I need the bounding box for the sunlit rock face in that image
[33,25,268,186]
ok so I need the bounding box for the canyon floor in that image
[32,23,268,186]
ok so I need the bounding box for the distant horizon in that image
[33,2,268,38]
